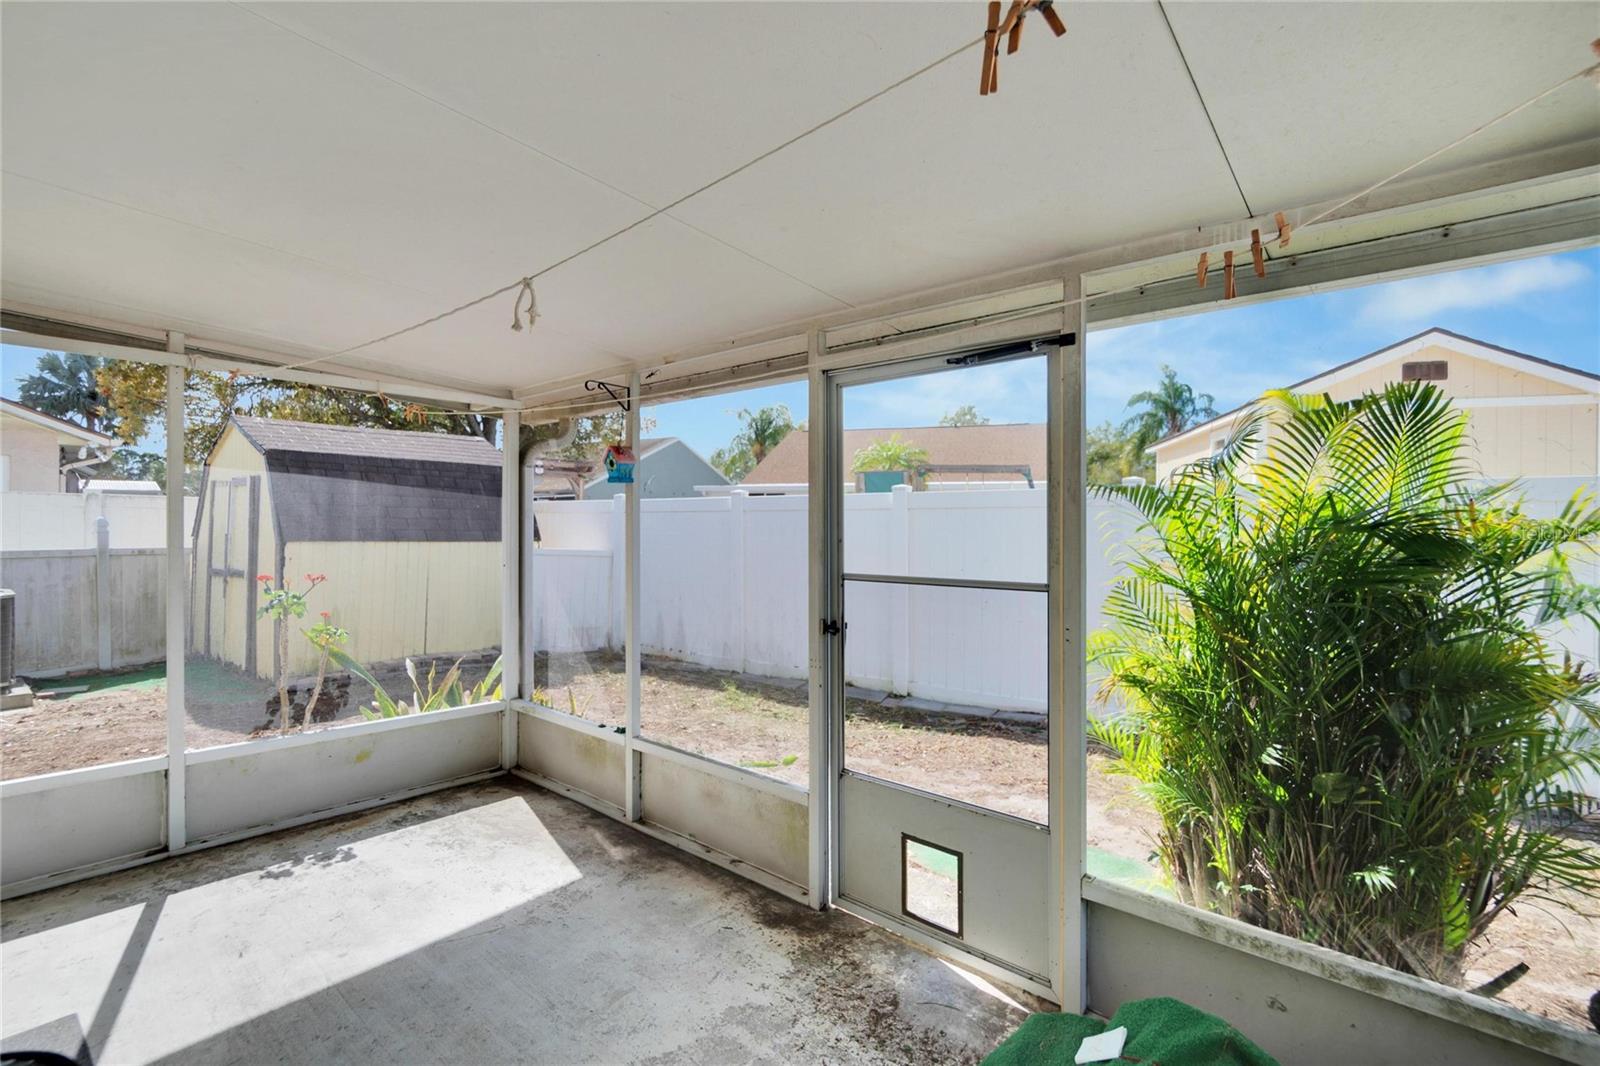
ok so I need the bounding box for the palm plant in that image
[851,433,930,474]
[335,652,504,719]
[1121,365,1218,454]
[1091,382,1600,981]
[18,352,109,431]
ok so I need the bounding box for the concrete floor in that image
[0,777,1041,1065]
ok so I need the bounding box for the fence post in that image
[86,491,108,550]
[729,489,748,673]
[94,515,112,670]
[609,493,625,649]
[889,484,912,696]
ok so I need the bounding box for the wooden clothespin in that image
[1005,0,1026,54]
[980,1,1001,96]
[1038,0,1067,37]
[1196,252,1209,288]
[1250,229,1266,279]
[1274,211,1292,249]
[1223,251,1237,300]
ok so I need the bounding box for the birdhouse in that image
[604,444,636,484]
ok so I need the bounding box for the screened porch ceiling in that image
[1,2,1597,407]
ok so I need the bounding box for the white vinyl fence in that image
[0,491,197,550]
[526,486,1140,712]
[526,477,1599,790]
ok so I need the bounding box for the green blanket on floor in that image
[983,997,1279,1066]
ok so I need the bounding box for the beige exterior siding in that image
[0,421,63,492]
[1326,342,1588,403]
[280,540,500,677]
[1152,334,1598,483]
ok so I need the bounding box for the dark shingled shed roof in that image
[229,417,501,543]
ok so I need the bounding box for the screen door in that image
[825,340,1058,991]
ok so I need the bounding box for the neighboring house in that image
[526,437,727,500]
[1150,328,1600,483]
[742,424,1047,492]
[190,417,501,679]
[0,397,117,492]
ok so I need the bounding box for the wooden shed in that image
[188,416,501,679]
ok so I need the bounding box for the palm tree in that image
[733,405,795,464]
[712,405,796,481]
[1091,382,1600,980]
[1120,365,1217,454]
[17,352,109,431]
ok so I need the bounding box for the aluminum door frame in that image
[817,332,1079,1002]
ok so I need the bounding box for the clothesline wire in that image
[262,41,1598,420]
[274,33,990,375]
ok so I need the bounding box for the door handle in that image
[820,618,841,637]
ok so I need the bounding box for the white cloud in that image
[1358,257,1589,325]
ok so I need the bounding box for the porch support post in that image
[500,407,521,769]
[1049,279,1088,1010]
[806,326,835,910]
[623,371,642,821]
[164,337,187,851]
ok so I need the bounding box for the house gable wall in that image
[0,419,64,492]
[586,441,727,500]
[1153,341,1597,482]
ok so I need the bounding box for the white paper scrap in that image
[1074,1025,1128,1064]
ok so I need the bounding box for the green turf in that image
[907,841,1172,899]
[1086,846,1174,898]
[984,996,1280,1066]
[36,664,165,698]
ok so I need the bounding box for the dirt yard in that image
[3,650,1596,1030]
[1,652,500,778]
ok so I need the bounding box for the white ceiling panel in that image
[245,2,983,209]
[0,2,653,300]
[2,2,1596,399]
[670,1,1248,305]
[1162,2,1600,212]
[0,173,538,394]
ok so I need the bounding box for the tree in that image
[1091,382,1600,981]
[542,411,657,462]
[94,362,501,468]
[1085,421,1153,485]
[18,352,110,431]
[1120,365,1218,455]
[709,405,796,482]
[850,433,929,473]
[108,450,167,486]
[939,404,989,427]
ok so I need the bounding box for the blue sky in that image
[4,247,1596,457]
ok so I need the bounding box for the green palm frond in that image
[1090,380,1600,976]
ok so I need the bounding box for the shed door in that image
[203,475,260,675]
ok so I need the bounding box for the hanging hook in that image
[510,277,538,333]
[585,379,631,413]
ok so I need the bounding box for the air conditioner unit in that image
[0,588,30,710]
